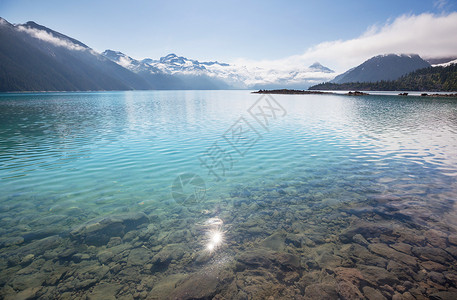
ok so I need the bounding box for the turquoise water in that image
[1,90,457,299]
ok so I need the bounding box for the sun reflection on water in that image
[206,229,223,251]
[203,217,225,252]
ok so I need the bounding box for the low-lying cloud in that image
[17,26,86,51]
[234,12,457,74]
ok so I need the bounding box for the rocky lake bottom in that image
[1,171,457,300]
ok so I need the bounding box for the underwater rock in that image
[296,271,321,291]
[137,224,157,241]
[385,260,413,281]
[304,283,338,299]
[87,283,122,300]
[97,250,114,265]
[334,267,364,285]
[122,231,138,242]
[0,236,24,247]
[353,234,369,246]
[390,243,412,255]
[274,252,301,269]
[62,261,109,290]
[285,233,302,247]
[165,229,191,244]
[57,248,78,260]
[152,243,185,265]
[11,270,47,292]
[70,212,149,246]
[44,266,67,286]
[22,227,63,243]
[20,254,35,266]
[236,268,285,298]
[29,214,68,227]
[411,247,451,264]
[445,246,457,259]
[260,231,287,251]
[148,273,188,299]
[342,243,388,267]
[339,222,393,244]
[72,253,91,263]
[363,286,387,300]
[334,267,364,299]
[420,260,446,272]
[444,273,457,286]
[17,235,62,257]
[429,271,446,285]
[395,229,426,246]
[359,265,400,286]
[398,291,416,300]
[169,272,219,299]
[429,290,457,300]
[5,286,41,300]
[236,249,273,268]
[127,247,152,266]
[448,235,457,246]
[107,237,122,248]
[337,281,364,299]
[195,250,213,264]
[424,229,448,248]
[368,243,417,266]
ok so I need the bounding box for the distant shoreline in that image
[253,89,368,96]
[252,89,334,95]
[252,89,457,98]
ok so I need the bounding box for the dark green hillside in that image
[309,64,457,92]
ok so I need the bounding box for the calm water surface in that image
[1,90,457,299]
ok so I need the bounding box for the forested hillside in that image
[309,64,457,92]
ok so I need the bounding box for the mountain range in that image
[0,17,336,92]
[100,50,337,90]
[1,17,456,92]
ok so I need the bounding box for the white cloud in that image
[17,26,86,51]
[231,12,457,74]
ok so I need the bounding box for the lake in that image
[1,90,457,299]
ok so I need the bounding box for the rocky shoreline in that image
[252,89,334,95]
[254,89,457,98]
[253,89,369,96]
[420,93,457,98]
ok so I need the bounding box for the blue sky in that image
[1,0,455,63]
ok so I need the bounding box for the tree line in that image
[309,64,457,92]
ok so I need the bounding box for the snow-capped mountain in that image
[150,53,232,75]
[103,51,231,75]
[102,50,162,73]
[308,62,334,73]
[155,53,229,72]
[102,50,336,89]
[102,50,236,89]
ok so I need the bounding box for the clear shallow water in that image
[1,90,457,299]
